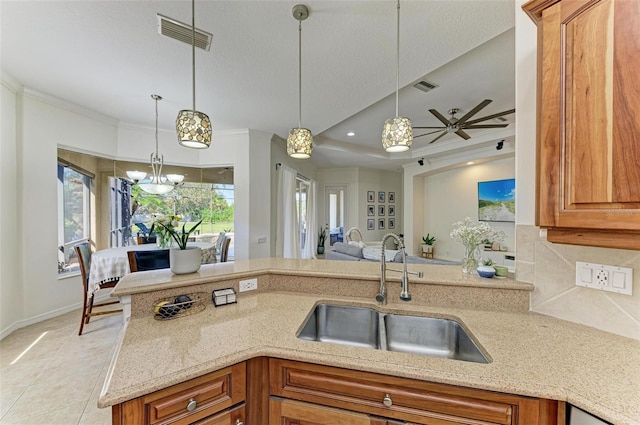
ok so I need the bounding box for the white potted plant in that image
[157,219,203,274]
[421,233,436,255]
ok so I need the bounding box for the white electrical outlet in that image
[576,262,632,295]
[239,278,258,292]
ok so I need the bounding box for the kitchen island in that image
[100,259,640,425]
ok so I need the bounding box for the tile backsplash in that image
[516,225,640,340]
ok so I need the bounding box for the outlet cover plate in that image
[576,261,632,295]
[239,278,258,292]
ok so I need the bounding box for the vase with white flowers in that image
[450,217,505,274]
[156,218,204,274]
[150,214,181,249]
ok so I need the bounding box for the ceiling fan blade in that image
[429,109,452,126]
[414,129,444,138]
[464,108,516,125]
[456,99,492,125]
[428,131,448,144]
[455,130,471,140]
[462,124,509,129]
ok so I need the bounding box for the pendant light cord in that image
[395,0,400,117]
[154,96,160,157]
[298,18,303,129]
[191,0,196,112]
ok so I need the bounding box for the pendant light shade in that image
[381,0,413,153]
[177,110,212,149]
[287,4,313,159]
[176,0,211,149]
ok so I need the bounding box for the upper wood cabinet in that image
[523,0,640,250]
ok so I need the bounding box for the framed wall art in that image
[378,191,385,203]
[367,205,375,216]
[478,178,516,222]
[388,218,395,229]
[367,219,374,230]
[378,219,385,229]
[378,205,385,216]
[388,192,395,203]
[388,205,395,216]
[367,191,375,203]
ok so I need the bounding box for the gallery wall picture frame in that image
[367,191,375,203]
[388,218,395,229]
[388,192,395,203]
[378,219,385,230]
[367,219,374,230]
[378,205,385,216]
[378,191,385,203]
[388,205,395,216]
[367,205,375,216]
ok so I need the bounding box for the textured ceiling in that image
[1,1,516,170]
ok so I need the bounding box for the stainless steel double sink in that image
[297,303,489,363]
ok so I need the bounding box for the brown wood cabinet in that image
[523,0,640,250]
[111,358,559,425]
[112,363,246,425]
[269,358,557,425]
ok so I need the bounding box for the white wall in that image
[424,157,515,262]
[1,77,22,339]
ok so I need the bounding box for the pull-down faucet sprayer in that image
[376,233,424,305]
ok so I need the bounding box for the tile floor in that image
[0,310,123,424]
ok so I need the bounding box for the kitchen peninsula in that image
[100,259,640,425]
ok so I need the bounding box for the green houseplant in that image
[156,218,204,274]
[317,226,327,255]
[421,233,436,255]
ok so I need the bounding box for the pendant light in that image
[127,95,184,195]
[381,0,413,153]
[286,4,313,159]
[176,0,212,149]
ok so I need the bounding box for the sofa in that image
[325,242,460,265]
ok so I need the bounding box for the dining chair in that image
[127,249,170,272]
[75,242,122,336]
[220,238,232,263]
[136,235,157,244]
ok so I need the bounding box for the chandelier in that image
[127,95,184,195]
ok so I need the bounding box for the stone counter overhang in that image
[100,258,640,425]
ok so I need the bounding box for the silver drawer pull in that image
[186,398,197,411]
[235,420,244,425]
[383,393,393,407]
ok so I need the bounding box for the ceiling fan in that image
[414,99,515,144]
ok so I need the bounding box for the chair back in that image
[127,249,170,272]
[74,242,92,290]
[220,238,232,262]
[137,235,157,244]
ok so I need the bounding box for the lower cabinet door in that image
[269,398,371,425]
[193,404,244,425]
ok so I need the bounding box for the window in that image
[296,178,309,251]
[57,161,93,275]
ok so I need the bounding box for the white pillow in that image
[362,247,399,262]
[348,240,366,249]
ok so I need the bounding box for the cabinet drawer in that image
[270,359,516,425]
[115,363,246,425]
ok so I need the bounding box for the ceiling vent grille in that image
[157,14,212,51]
[413,80,438,93]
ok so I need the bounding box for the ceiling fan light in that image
[176,109,212,149]
[287,127,313,159]
[382,116,413,152]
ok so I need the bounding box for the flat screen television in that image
[478,178,515,222]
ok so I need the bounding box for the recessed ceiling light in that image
[347,132,355,137]
[467,161,474,165]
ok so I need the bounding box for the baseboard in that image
[0,292,113,341]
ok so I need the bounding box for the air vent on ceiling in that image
[157,14,212,51]
[413,80,438,93]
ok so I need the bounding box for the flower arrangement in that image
[450,217,505,273]
[150,214,182,248]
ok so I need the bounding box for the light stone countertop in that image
[101,259,640,425]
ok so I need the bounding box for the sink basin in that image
[384,314,489,363]
[297,304,379,349]
[297,304,489,363]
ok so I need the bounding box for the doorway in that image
[325,186,346,246]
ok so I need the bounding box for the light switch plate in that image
[576,262,632,295]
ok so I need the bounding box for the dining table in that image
[88,242,216,293]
